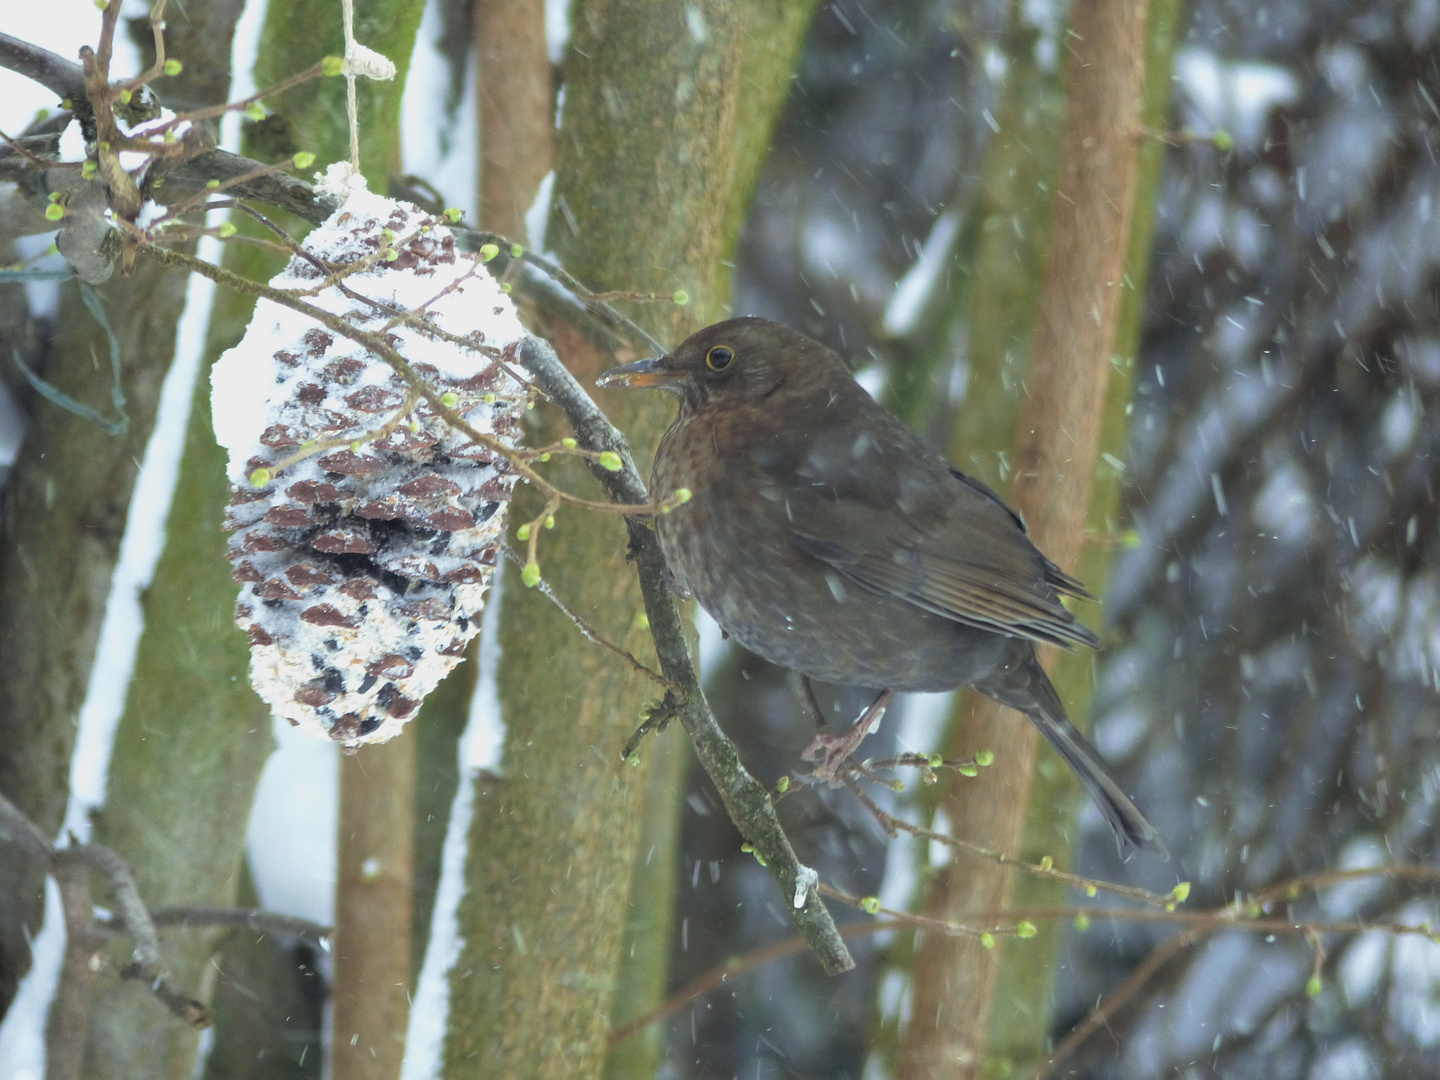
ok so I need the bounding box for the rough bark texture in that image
[0,0,246,1021]
[600,725,689,1080]
[79,372,274,1077]
[443,3,816,1077]
[0,259,184,1017]
[899,3,1152,1078]
[410,647,477,985]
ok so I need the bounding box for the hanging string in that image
[338,0,397,174]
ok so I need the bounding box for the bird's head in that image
[597,316,853,412]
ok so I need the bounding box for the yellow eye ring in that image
[706,345,734,371]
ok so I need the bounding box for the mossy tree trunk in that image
[0,0,245,1032]
[443,4,817,1078]
[0,24,236,1022]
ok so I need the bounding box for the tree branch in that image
[0,32,87,107]
[516,335,855,975]
[0,791,209,1028]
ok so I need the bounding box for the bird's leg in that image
[801,689,894,786]
[800,675,828,732]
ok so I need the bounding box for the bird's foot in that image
[801,690,893,786]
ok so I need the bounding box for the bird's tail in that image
[979,651,1167,860]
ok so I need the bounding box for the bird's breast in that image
[651,403,787,499]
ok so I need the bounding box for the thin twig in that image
[0,790,55,863]
[0,791,211,1027]
[608,919,898,1047]
[114,0,170,95]
[0,127,61,168]
[144,905,332,945]
[138,243,666,517]
[844,779,1177,907]
[608,857,1440,1054]
[1032,930,1201,1080]
[500,544,673,690]
[64,844,209,1027]
[455,233,667,358]
[1254,862,1440,904]
[160,62,330,127]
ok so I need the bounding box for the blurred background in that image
[1,1,1438,1078]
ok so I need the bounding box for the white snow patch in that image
[463,565,507,772]
[116,109,191,173]
[883,208,961,338]
[0,382,27,472]
[1339,928,1390,1006]
[525,170,555,254]
[1320,836,1389,919]
[245,718,339,925]
[545,0,573,64]
[0,879,64,1080]
[210,186,526,484]
[696,606,727,678]
[1252,459,1315,544]
[793,864,818,909]
[1381,390,1419,455]
[1096,705,1149,760]
[1174,48,1299,152]
[1306,1038,1379,1080]
[1390,900,1440,1046]
[400,0,479,220]
[928,808,953,868]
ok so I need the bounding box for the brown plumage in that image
[599,316,1162,856]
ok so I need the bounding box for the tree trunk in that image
[331,728,416,1078]
[0,0,247,1027]
[985,2,1182,1071]
[899,2,1156,1077]
[442,3,816,1077]
[474,0,553,242]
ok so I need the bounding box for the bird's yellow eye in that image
[706,345,734,371]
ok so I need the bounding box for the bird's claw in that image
[800,690,892,787]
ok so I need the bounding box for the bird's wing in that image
[790,515,1097,648]
[762,417,1096,648]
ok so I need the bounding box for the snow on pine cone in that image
[211,186,527,745]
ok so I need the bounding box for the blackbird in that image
[598,316,1162,856]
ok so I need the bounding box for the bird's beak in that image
[596,356,676,390]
